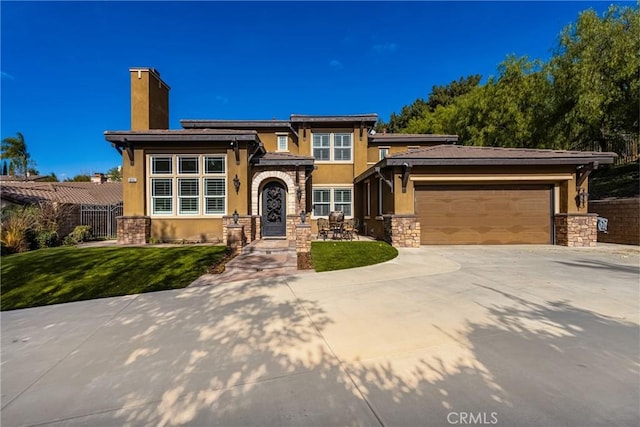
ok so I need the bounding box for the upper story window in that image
[312,132,352,162]
[277,134,288,152]
[149,154,226,217]
[379,147,389,160]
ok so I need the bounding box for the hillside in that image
[589,161,639,200]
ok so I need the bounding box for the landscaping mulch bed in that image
[207,250,236,274]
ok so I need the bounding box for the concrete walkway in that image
[2,244,639,426]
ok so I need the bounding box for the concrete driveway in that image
[2,245,639,427]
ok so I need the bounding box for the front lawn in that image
[311,241,398,272]
[1,245,227,311]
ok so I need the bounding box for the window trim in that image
[311,132,353,163]
[379,146,390,161]
[311,185,354,218]
[147,154,227,218]
[276,133,289,152]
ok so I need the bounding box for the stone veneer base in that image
[117,216,151,245]
[554,213,597,247]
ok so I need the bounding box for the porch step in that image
[231,240,296,271]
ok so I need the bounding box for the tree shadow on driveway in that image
[2,275,638,426]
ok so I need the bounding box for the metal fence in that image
[588,136,639,165]
[80,202,123,238]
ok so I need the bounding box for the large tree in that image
[549,5,639,152]
[1,132,35,179]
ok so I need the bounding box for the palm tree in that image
[1,132,33,179]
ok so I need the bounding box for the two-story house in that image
[105,68,615,247]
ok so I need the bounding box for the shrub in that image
[0,206,37,254]
[35,230,59,249]
[63,225,93,246]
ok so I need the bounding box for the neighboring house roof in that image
[368,134,459,144]
[0,182,122,206]
[252,151,315,166]
[355,145,617,182]
[0,175,52,182]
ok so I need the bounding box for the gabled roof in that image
[355,144,617,183]
[1,182,122,205]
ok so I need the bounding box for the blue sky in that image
[1,1,624,179]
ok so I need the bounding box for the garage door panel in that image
[416,185,552,245]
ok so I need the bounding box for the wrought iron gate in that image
[80,202,123,238]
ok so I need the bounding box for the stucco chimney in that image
[130,68,170,130]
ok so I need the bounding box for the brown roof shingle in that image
[1,182,122,205]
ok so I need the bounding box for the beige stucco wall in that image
[150,218,223,242]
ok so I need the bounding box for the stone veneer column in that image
[222,215,255,245]
[226,224,245,255]
[117,216,151,245]
[383,214,421,248]
[295,223,312,253]
[554,213,597,247]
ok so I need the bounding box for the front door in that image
[262,181,286,237]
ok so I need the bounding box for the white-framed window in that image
[312,186,353,217]
[277,134,288,152]
[378,178,384,216]
[334,134,352,161]
[312,132,352,162]
[365,181,371,217]
[151,178,173,215]
[312,133,330,161]
[379,147,389,160]
[148,154,226,216]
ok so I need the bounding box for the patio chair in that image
[342,218,358,241]
[317,218,331,240]
[328,211,345,239]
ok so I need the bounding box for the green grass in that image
[311,241,398,272]
[0,245,227,311]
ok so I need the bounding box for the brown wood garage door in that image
[415,184,552,244]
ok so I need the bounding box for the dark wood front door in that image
[262,181,286,237]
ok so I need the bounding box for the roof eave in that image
[385,156,617,166]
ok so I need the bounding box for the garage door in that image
[416,184,552,244]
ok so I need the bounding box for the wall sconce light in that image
[232,209,239,224]
[576,188,589,209]
[300,210,306,224]
[296,186,302,202]
[233,174,241,194]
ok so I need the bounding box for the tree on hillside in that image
[1,132,35,179]
[549,5,639,152]
[427,75,482,112]
[376,75,482,134]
